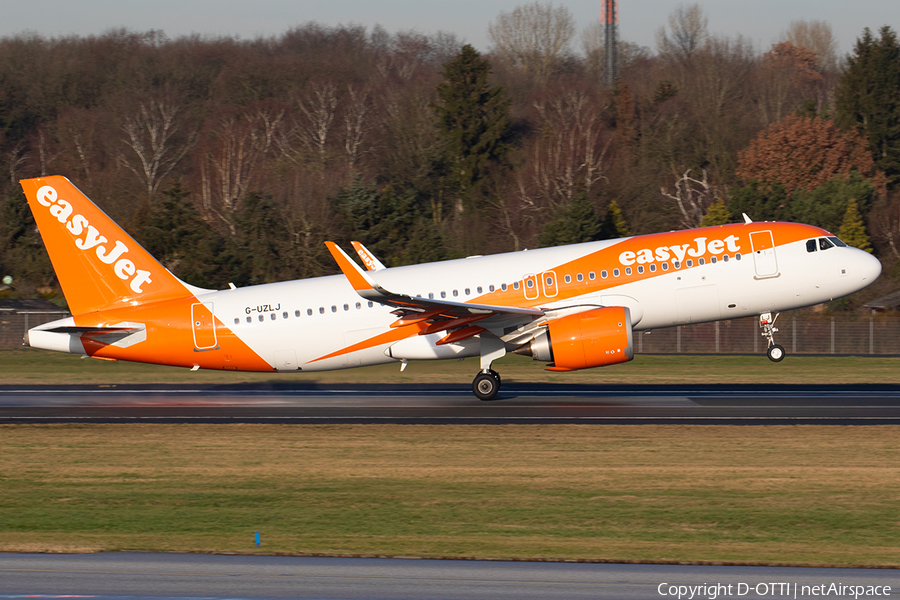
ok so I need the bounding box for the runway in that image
[1,553,898,600]
[2,383,900,424]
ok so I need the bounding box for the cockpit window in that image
[819,237,834,250]
[806,239,817,253]
[828,236,848,247]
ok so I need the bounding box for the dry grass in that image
[1,424,899,566]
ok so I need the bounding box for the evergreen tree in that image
[791,172,877,234]
[700,198,733,226]
[598,200,630,239]
[0,187,54,296]
[538,192,601,247]
[432,44,512,210]
[837,198,873,253]
[728,180,792,222]
[835,26,900,187]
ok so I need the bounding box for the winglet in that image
[325,242,382,296]
[351,241,386,271]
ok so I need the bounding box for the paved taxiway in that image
[2,383,900,424]
[1,553,898,599]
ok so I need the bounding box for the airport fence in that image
[2,310,900,356]
[0,311,70,348]
[634,314,900,355]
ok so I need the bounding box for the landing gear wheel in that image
[489,369,501,387]
[767,344,785,362]
[473,372,500,401]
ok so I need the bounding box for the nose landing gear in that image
[759,312,785,362]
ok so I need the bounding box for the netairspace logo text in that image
[657,582,891,599]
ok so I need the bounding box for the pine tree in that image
[700,198,733,226]
[432,45,512,210]
[835,26,900,187]
[837,197,874,253]
[538,192,601,247]
[598,200,630,239]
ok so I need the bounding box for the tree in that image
[700,197,732,226]
[598,199,630,239]
[837,197,873,252]
[488,2,575,85]
[754,42,824,127]
[780,20,838,73]
[432,45,511,211]
[656,3,708,63]
[791,172,877,235]
[538,190,600,247]
[737,115,884,194]
[835,26,900,187]
[727,180,792,222]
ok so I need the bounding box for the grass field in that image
[3,347,900,385]
[1,424,898,566]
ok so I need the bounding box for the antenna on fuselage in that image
[742,213,753,224]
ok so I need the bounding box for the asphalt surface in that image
[2,383,900,424]
[1,553,898,600]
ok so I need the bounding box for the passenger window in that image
[736,253,742,260]
[308,309,313,316]
[662,262,669,271]
[489,285,495,292]
[526,279,534,288]
[686,259,693,267]
[343,304,349,311]
[546,276,553,285]
[819,238,834,250]
[601,270,608,279]
[465,288,471,295]
[441,291,446,298]
[698,258,704,266]
[503,283,509,291]
[234,318,240,325]
[674,261,681,269]
[477,286,483,294]
[710,257,716,264]
[588,272,596,280]
[319,307,325,314]
[428,292,434,299]
[577,273,584,282]
[271,313,277,320]
[564,275,571,284]
[283,312,288,319]
[295,310,301,317]
[259,315,265,322]
[356,302,361,309]
[331,306,337,313]
[723,254,729,262]
[453,290,458,297]
[637,265,644,274]
[613,268,620,277]
[650,264,657,272]
[368,302,374,308]
[246,316,252,323]
[806,239,817,253]
[625,267,632,275]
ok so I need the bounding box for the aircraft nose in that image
[858,250,882,283]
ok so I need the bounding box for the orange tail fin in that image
[20,176,201,315]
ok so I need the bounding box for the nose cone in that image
[858,250,882,285]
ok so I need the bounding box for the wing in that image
[326,242,544,345]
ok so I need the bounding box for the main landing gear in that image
[472,335,506,401]
[759,312,785,362]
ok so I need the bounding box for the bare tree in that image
[119,99,196,199]
[488,2,576,84]
[781,19,838,73]
[530,89,610,206]
[660,169,720,228]
[199,105,284,234]
[279,81,339,178]
[343,85,370,176]
[656,3,708,63]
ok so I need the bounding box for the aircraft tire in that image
[489,369,502,386]
[767,344,785,362]
[473,372,500,401]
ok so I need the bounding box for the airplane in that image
[21,175,881,400]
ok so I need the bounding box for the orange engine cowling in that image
[523,306,634,371]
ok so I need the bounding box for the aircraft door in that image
[750,230,779,278]
[191,302,218,350]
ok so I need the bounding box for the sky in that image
[2,0,898,58]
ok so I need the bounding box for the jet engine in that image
[517,306,633,371]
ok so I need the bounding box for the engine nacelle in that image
[520,306,634,371]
